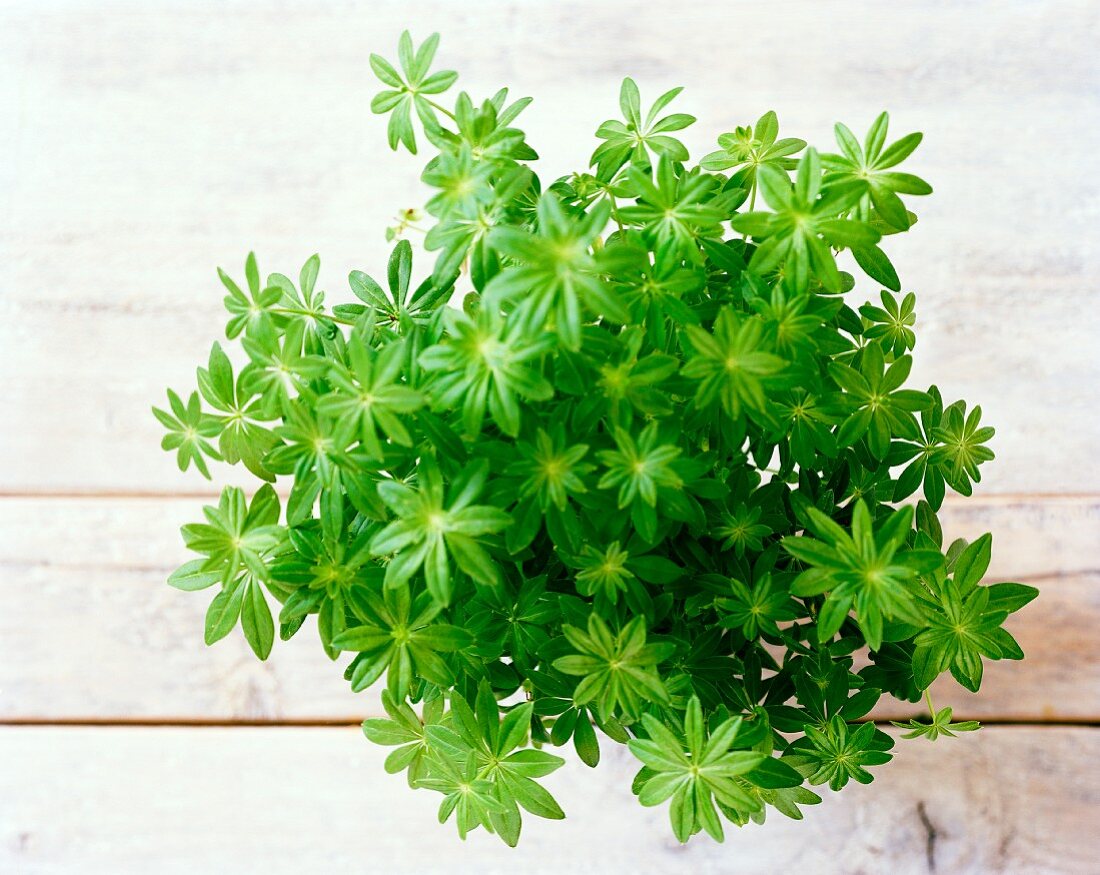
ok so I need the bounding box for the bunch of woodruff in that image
[154,31,1036,846]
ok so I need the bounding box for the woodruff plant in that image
[155,32,1038,845]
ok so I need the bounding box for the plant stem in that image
[608,191,625,237]
[426,98,457,122]
[274,307,357,327]
[741,180,757,242]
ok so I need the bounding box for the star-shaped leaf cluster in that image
[370,31,459,154]
[368,455,512,604]
[590,77,696,180]
[552,615,674,722]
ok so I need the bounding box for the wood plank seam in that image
[3,717,1098,729]
[5,490,1099,500]
[3,497,1095,722]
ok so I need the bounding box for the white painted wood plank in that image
[1,495,1096,721]
[1,725,1096,874]
[0,0,1097,493]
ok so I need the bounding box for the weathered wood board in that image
[2,1,1098,872]
[2,726,1097,874]
[1,0,1098,494]
[2,495,1096,722]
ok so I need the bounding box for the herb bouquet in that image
[155,32,1038,846]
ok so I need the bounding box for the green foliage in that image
[369,32,458,154]
[552,614,673,722]
[628,695,773,841]
[591,78,696,178]
[892,695,981,741]
[152,389,223,478]
[156,31,1038,846]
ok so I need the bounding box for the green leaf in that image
[953,533,992,593]
[168,559,221,592]
[852,243,901,291]
[204,583,245,645]
[241,578,274,660]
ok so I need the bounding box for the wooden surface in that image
[3,726,1098,875]
[2,0,1098,871]
[2,495,1096,723]
[1,0,1098,496]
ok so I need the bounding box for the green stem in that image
[274,307,357,327]
[425,98,456,122]
[924,688,936,719]
[607,191,625,237]
[741,180,757,242]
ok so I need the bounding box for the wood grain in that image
[2,725,1097,874]
[2,495,1095,722]
[1,0,1097,494]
